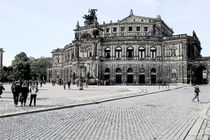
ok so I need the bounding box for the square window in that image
[106,28,110,33]
[136,27,140,31]
[144,27,148,32]
[121,27,125,31]
[113,27,117,32]
[128,27,132,31]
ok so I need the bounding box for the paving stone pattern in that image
[0,86,209,140]
[0,84,179,117]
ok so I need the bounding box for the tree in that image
[30,57,52,80]
[1,66,13,82]
[12,52,31,80]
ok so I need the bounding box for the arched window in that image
[171,46,176,57]
[71,52,74,59]
[105,48,111,58]
[116,68,122,73]
[150,47,156,59]
[139,47,145,59]
[57,57,59,64]
[151,68,156,73]
[127,68,133,73]
[139,68,145,73]
[105,68,110,73]
[115,47,122,59]
[127,47,134,59]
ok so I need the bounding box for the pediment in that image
[120,15,153,23]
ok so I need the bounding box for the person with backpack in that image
[192,85,200,102]
[11,81,22,106]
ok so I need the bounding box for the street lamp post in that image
[79,63,83,90]
[75,37,84,90]
[77,46,84,90]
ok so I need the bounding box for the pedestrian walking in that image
[67,80,71,90]
[0,83,5,98]
[85,79,89,88]
[11,81,21,106]
[40,81,42,87]
[20,82,29,106]
[76,79,79,87]
[192,85,200,102]
[63,82,66,90]
[29,83,38,106]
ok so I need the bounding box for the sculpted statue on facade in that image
[83,9,98,26]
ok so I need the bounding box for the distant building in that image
[47,9,210,85]
[0,48,4,81]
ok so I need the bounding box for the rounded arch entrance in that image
[104,68,110,85]
[127,67,134,84]
[151,68,157,84]
[116,68,122,84]
[192,66,208,84]
[139,68,145,84]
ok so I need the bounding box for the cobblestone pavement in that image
[0,85,210,140]
[0,83,182,117]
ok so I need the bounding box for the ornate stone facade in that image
[48,10,209,85]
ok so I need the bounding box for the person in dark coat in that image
[67,81,71,90]
[192,85,200,102]
[20,82,29,106]
[63,82,66,90]
[0,83,5,98]
[11,81,21,106]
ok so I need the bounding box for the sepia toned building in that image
[47,9,210,85]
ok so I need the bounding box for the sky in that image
[0,0,210,66]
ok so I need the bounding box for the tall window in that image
[136,27,140,31]
[71,51,74,59]
[113,27,117,32]
[144,27,148,32]
[115,47,122,59]
[67,54,70,62]
[57,57,59,64]
[89,52,92,57]
[121,27,125,32]
[171,48,176,56]
[127,47,134,59]
[139,47,145,59]
[105,48,111,58]
[150,47,156,59]
[128,27,133,31]
[106,28,110,33]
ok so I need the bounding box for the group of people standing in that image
[63,80,71,90]
[11,81,39,107]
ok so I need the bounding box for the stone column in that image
[92,40,98,59]
[97,41,102,59]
